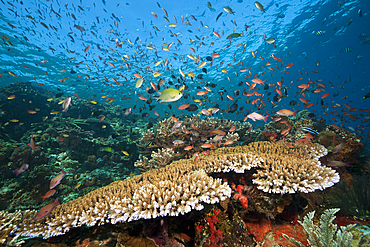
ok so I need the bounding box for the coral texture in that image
[12,141,339,239]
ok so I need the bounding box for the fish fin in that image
[293,110,297,117]
[263,116,268,122]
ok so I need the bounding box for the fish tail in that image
[263,116,268,122]
[12,170,20,176]
[293,110,297,117]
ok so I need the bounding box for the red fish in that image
[50,170,66,189]
[41,189,56,201]
[35,198,60,220]
[276,109,297,117]
[246,112,268,122]
[28,137,36,151]
[13,164,29,176]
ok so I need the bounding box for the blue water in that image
[0,0,369,138]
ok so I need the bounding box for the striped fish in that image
[315,30,325,36]
[340,47,352,53]
[301,127,319,135]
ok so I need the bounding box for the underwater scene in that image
[0,0,370,246]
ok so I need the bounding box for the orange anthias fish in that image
[246,112,268,122]
[28,137,36,151]
[276,109,297,117]
[178,104,190,110]
[50,170,67,189]
[41,189,56,201]
[35,198,60,220]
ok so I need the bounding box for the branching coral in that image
[283,208,356,247]
[138,115,242,156]
[134,148,175,172]
[0,210,36,246]
[12,141,339,240]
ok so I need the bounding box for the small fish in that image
[100,147,114,152]
[74,183,82,189]
[300,127,319,135]
[13,164,29,176]
[216,12,223,22]
[332,142,345,154]
[276,109,297,117]
[155,88,183,103]
[246,112,268,122]
[28,137,36,151]
[50,170,67,189]
[135,78,144,88]
[223,140,234,145]
[265,38,275,44]
[99,116,105,123]
[123,108,132,116]
[41,189,56,201]
[226,33,242,39]
[35,198,60,220]
[315,30,325,36]
[201,143,214,149]
[173,140,186,145]
[223,6,234,14]
[340,47,352,53]
[327,160,350,167]
[254,1,265,12]
[62,97,72,112]
[363,92,370,100]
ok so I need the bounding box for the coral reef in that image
[284,208,356,247]
[11,141,340,240]
[134,148,175,172]
[0,209,36,246]
[323,174,370,221]
[138,115,243,157]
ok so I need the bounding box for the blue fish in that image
[301,127,319,135]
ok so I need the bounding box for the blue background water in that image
[0,0,369,141]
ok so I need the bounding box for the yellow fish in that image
[90,100,98,104]
[153,72,162,77]
[50,111,60,115]
[74,183,81,189]
[154,60,162,67]
[198,61,207,68]
[47,98,54,101]
[121,150,129,156]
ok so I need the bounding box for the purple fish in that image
[171,122,181,133]
[35,198,60,220]
[62,97,72,112]
[50,170,66,189]
[333,142,345,154]
[13,164,29,176]
[123,108,132,116]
